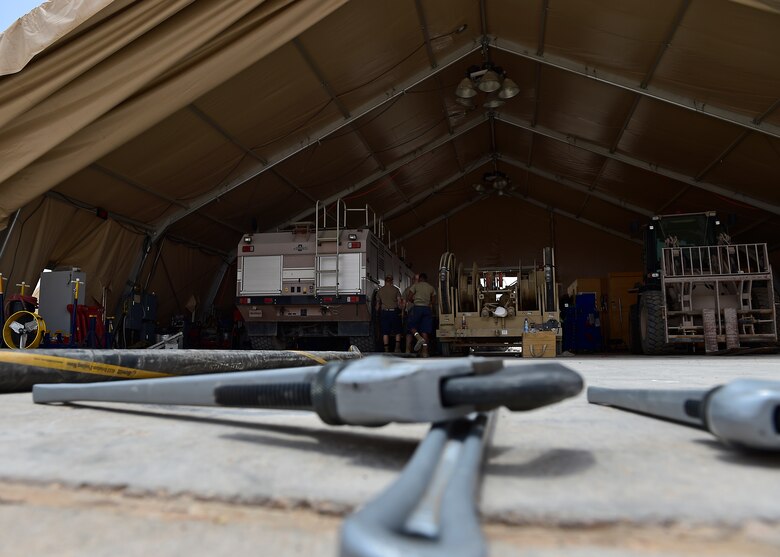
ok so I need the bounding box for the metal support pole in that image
[0,208,21,262]
[202,259,231,322]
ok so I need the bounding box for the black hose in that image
[0,348,361,393]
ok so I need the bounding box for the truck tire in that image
[639,290,670,355]
[250,336,281,350]
[349,335,376,353]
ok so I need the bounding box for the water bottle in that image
[523,318,529,333]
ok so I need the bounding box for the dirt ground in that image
[2,480,778,557]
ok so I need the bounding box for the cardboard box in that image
[523,331,557,358]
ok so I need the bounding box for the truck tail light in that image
[263,298,274,304]
[242,245,254,252]
[347,241,361,249]
[239,297,250,304]
[323,297,333,303]
[347,296,359,303]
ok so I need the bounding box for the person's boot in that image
[413,332,425,352]
[384,344,390,353]
[394,342,402,353]
[420,343,429,358]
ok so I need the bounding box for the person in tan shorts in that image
[403,273,419,353]
[406,272,435,357]
[376,274,404,352]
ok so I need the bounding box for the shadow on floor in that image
[63,402,420,470]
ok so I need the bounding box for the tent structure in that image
[0,0,778,326]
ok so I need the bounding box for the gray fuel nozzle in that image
[215,356,583,426]
[588,378,780,451]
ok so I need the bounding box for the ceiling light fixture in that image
[455,63,519,109]
[473,170,516,196]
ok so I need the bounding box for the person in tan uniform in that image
[403,273,419,353]
[406,272,435,357]
[376,274,404,352]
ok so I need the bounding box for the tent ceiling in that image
[0,0,778,316]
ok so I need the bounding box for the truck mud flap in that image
[245,322,278,336]
[338,322,369,336]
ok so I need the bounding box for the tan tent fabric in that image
[0,197,79,289]
[139,237,228,326]
[0,0,348,225]
[0,0,291,215]
[47,213,145,309]
[0,0,195,129]
[0,196,144,312]
[0,0,115,76]
[729,0,780,14]
[0,0,778,326]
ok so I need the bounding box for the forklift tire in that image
[639,290,669,355]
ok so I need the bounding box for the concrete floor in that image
[1,354,779,556]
